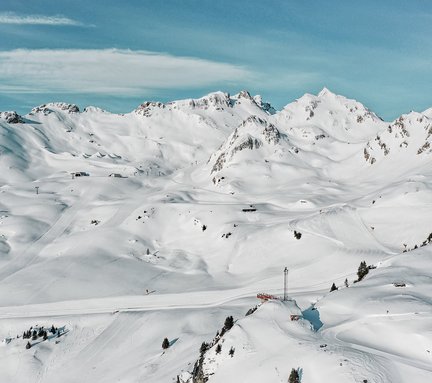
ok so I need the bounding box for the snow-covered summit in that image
[274,88,386,143]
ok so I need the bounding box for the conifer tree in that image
[199,342,208,354]
[229,346,235,357]
[162,337,170,350]
[288,368,300,383]
[224,316,234,331]
[330,283,338,292]
[215,344,222,354]
[26,341,31,350]
[357,261,369,281]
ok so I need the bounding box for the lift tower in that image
[283,267,288,301]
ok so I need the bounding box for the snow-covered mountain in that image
[1,89,432,383]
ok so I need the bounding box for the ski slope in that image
[1,89,432,382]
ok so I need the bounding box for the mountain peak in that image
[318,87,335,98]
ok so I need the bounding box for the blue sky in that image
[0,0,431,119]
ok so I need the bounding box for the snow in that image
[0,89,432,382]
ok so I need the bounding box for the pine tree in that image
[26,341,31,350]
[215,344,222,354]
[330,283,338,292]
[162,337,170,350]
[43,331,48,341]
[199,342,208,354]
[224,316,234,331]
[229,346,235,357]
[357,261,369,281]
[344,278,349,287]
[288,368,300,383]
[50,325,56,334]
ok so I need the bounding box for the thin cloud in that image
[0,49,253,95]
[0,12,84,26]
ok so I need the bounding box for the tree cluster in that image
[23,325,59,349]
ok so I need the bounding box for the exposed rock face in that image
[362,112,432,165]
[210,115,283,173]
[181,92,231,111]
[0,111,24,124]
[30,103,80,115]
[134,101,166,117]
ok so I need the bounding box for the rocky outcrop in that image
[210,115,284,173]
[0,111,24,124]
[30,103,80,115]
[134,101,166,117]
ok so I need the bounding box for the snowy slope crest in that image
[134,91,275,117]
[30,102,80,115]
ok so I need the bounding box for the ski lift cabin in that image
[257,293,277,302]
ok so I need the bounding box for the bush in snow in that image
[288,368,300,383]
[162,337,170,350]
[293,230,302,240]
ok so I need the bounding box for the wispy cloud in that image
[0,49,252,95]
[0,12,84,26]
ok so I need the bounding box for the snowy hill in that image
[1,89,432,383]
